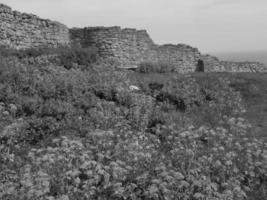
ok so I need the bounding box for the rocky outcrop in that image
[0,4,69,49]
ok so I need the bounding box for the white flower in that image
[225,160,232,166]
[129,85,140,91]
[58,195,69,200]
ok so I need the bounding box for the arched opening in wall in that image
[195,59,205,72]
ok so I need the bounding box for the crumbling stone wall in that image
[201,55,223,72]
[70,27,201,73]
[0,4,69,49]
[70,26,267,73]
[1,3,266,73]
[155,44,201,73]
[70,26,155,65]
[219,61,267,72]
[201,54,267,72]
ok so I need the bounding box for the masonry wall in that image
[201,54,267,72]
[0,4,70,49]
[155,44,201,73]
[70,27,201,73]
[70,27,155,65]
[1,3,266,73]
[220,61,267,72]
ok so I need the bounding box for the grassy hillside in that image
[191,73,267,139]
[131,72,267,138]
[219,73,267,139]
[0,49,266,200]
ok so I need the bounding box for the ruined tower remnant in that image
[70,27,202,73]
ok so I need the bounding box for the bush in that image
[58,46,99,69]
[0,45,58,59]
[0,45,99,70]
[1,116,266,200]
[0,59,135,143]
[0,46,266,200]
[137,61,176,73]
[135,73,245,128]
[21,117,61,145]
[156,76,204,112]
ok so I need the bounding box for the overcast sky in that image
[1,0,267,53]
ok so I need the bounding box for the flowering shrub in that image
[0,53,266,200]
[0,45,99,69]
[137,61,176,73]
[190,77,246,127]
[57,46,98,69]
[157,75,204,111]
[1,115,266,200]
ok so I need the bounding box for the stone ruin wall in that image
[70,27,201,73]
[70,27,155,64]
[155,44,201,73]
[70,27,267,73]
[219,61,267,72]
[201,55,222,72]
[202,55,267,72]
[0,3,266,73]
[0,4,70,49]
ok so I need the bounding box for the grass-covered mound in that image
[0,49,266,200]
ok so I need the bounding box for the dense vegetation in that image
[0,47,266,200]
[0,45,99,70]
[137,61,176,73]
